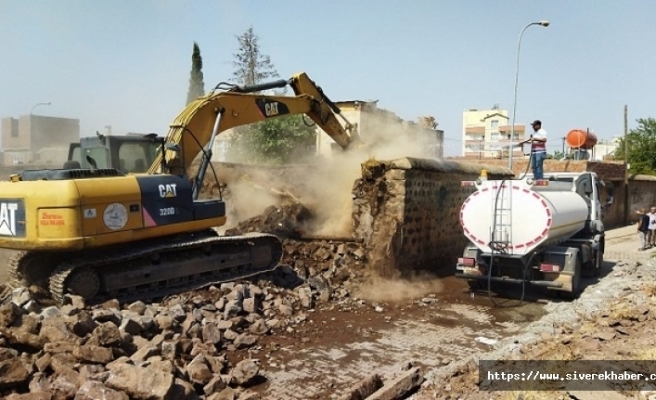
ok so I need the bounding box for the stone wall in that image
[351,158,513,278]
[628,176,656,222]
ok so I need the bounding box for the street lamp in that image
[30,102,52,115]
[507,20,550,170]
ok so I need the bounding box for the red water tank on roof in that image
[566,129,598,149]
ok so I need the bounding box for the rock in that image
[0,357,30,389]
[238,392,261,400]
[277,304,293,316]
[216,320,233,331]
[50,371,81,399]
[35,353,51,372]
[1,326,45,349]
[29,372,51,393]
[234,333,258,349]
[595,329,617,342]
[73,344,114,364]
[71,311,98,337]
[44,341,76,354]
[204,375,227,395]
[40,306,62,319]
[92,309,121,325]
[138,314,154,331]
[249,319,269,335]
[130,345,159,362]
[155,314,174,330]
[74,380,129,400]
[119,317,142,335]
[0,302,21,328]
[169,304,187,321]
[39,324,77,344]
[127,301,147,315]
[161,340,177,360]
[106,361,174,400]
[224,300,243,318]
[298,287,314,309]
[243,297,260,314]
[102,299,120,310]
[90,322,121,347]
[186,354,213,385]
[208,387,236,400]
[6,393,53,400]
[11,287,31,307]
[206,355,227,374]
[231,359,260,386]
[224,329,239,341]
[169,378,199,400]
[202,322,223,345]
[64,294,86,309]
[49,353,78,374]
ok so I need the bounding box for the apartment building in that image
[462,105,525,158]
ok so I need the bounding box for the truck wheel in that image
[560,257,581,299]
[468,280,485,291]
[593,248,603,277]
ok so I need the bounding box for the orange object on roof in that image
[566,129,598,149]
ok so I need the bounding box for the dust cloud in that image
[217,113,440,237]
[353,274,445,304]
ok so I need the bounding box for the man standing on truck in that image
[526,120,547,180]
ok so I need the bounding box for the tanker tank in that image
[459,179,589,256]
[566,129,598,149]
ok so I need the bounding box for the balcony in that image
[465,126,485,134]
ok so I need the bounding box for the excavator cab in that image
[66,133,162,174]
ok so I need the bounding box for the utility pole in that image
[624,104,629,225]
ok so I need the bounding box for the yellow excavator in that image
[4,72,358,304]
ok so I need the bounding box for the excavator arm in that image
[148,72,358,181]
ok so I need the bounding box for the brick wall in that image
[351,157,513,278]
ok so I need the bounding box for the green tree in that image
[228,115,316,164]
[614,118,656,175]
[186,42,205,105]
[550,150,565,160]
[227,27,316,164]
[232,26,278,86]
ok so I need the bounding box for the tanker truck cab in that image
[455,171,608,299]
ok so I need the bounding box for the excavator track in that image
[9,231,283,305]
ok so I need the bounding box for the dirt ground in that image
[0,206,651,399]
[411,224,656,400]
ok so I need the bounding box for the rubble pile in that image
[225,203,313,239]
[0,236,367,400]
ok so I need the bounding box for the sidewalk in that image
[604,223,654,262]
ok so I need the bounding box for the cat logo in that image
[264,101,279,117]
[0,202,18,236]
[158,184,177,198]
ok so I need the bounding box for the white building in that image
[462,105,525,158]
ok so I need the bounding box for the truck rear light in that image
[458,257,475,266]
[539,263,560,272]
[461,181,476,187]
[533,179,549,186]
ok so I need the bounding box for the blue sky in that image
[1,0,655,156]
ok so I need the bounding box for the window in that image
[490,132,500,141]
[490,120,499,129]
[118,142,159,173]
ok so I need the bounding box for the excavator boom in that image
[148,72,357,176]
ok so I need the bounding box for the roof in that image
[482,112,509,121]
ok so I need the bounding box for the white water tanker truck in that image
[455,171,612,297]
